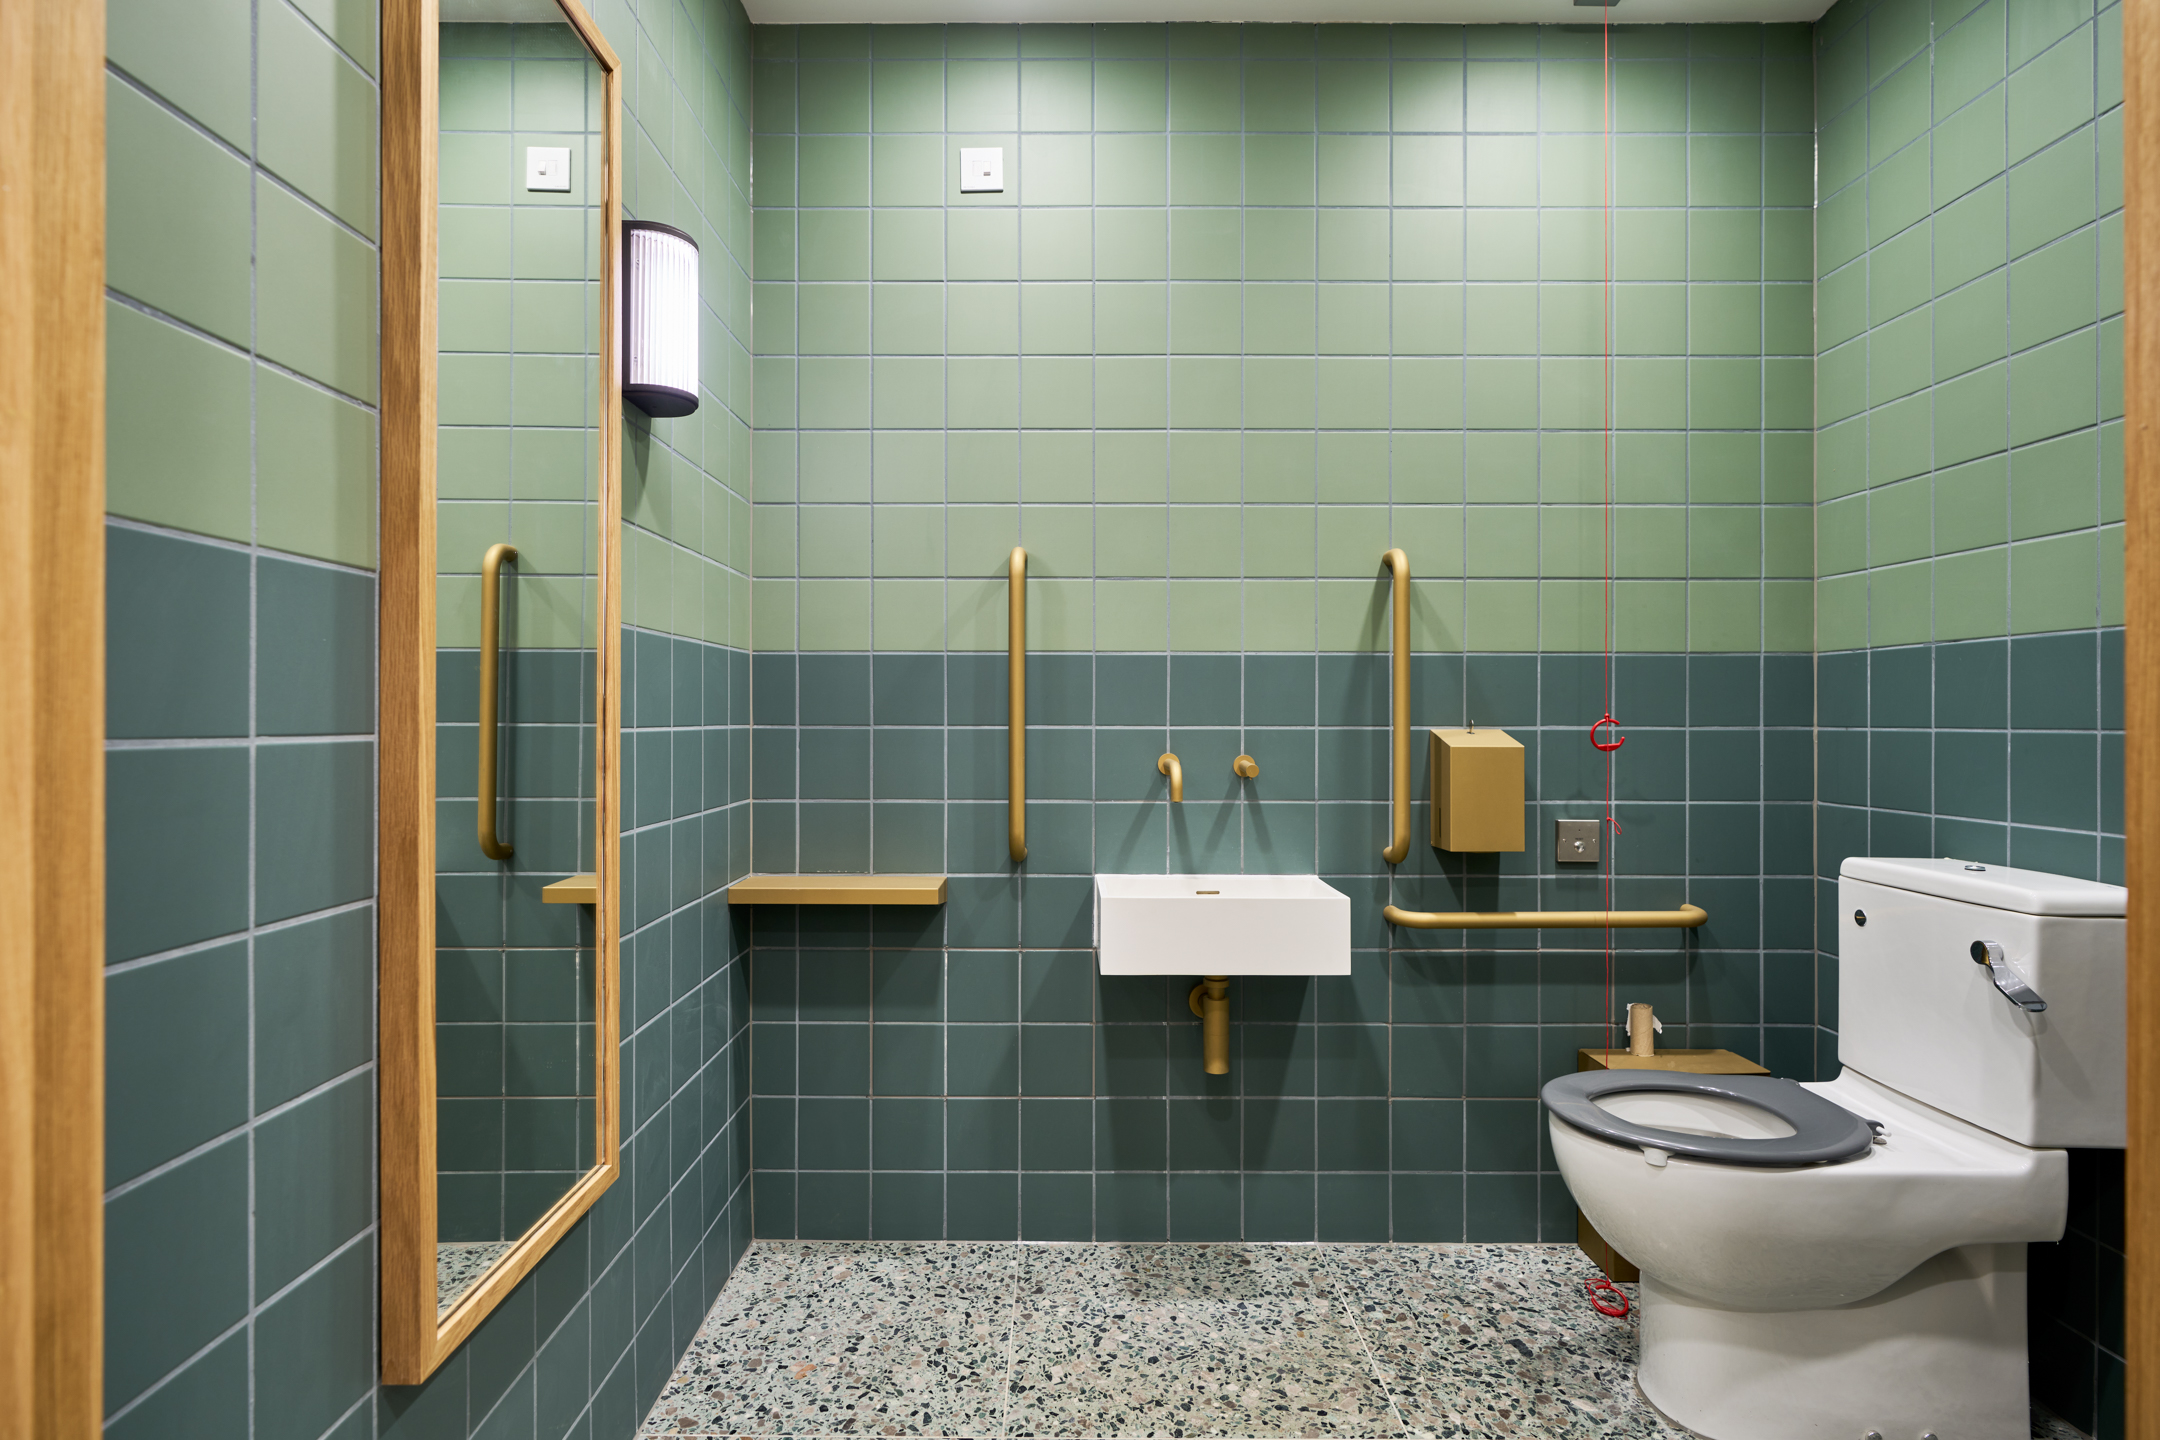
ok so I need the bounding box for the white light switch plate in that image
[959,146,1003,193]
[526,146,572,192]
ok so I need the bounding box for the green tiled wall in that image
[752,20,1815,655]
[102,0,755,1436]
[1810,0,2125,1432]
[746,22,1823,1248]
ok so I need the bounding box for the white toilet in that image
[1545,857,2126,1440]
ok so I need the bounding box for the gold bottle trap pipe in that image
[1188,977,1230,1075]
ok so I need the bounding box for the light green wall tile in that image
[2010,429,2100,539]
[2008,125,2096,259]
[1167,580,1240,649]
[108,0,252,146]
[1097,579,1168,648]
[2009,328,2098,447]
[261,0,379,237]
[105,303,253,543]
[107,77,253,346]
[258,180,379,402]
[2009,531,2097,632]
[2008,232,2098,351]
[260,369,377,569]
[1690,582,1761,651]
[800,578,872,647]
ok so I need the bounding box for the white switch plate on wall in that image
[526,146,571,192]
[959,146,1002,193]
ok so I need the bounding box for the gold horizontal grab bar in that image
[1009,547,1026,863]
[1381,548,1409,865]
[478,541,518,861]
[1158,752,1183,801]
[1383,904,1709,930]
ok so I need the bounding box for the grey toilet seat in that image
[1541,1071,1878,1166]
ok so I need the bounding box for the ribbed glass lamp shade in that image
[623,221,699,418]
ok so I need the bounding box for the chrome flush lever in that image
[1971,940,2047,1013]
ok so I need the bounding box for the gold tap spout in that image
[1158,752,1183,801]
[1189,977,1230,1075]
[1233,754,1259,778]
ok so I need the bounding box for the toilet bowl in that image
[1549,1067,2065,1312]
[1545,857,2123,1440]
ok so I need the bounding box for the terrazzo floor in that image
[640,1241,1660,1438]
[437,1239,516,1315]
[640,1242,2081,1439]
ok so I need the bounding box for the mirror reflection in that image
[434,0,606,1318]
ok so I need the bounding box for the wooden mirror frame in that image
[1,0,106,1429]
[379,0,622,1384]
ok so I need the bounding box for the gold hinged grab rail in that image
[1381,548,1410,864]
[1383,904,1708,930]
[478,541,518,860]
[1009,546,1027,862]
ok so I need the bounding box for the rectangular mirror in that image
[380,0,621,1385]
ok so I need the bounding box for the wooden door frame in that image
[2129,3,2158,1434]
[0,0,106,1434]
[379,0,623,1385]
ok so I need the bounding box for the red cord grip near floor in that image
[1586,1275,1631,1317]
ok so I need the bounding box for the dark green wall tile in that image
[107,526,250,739]
[1168,1172,1240,1240]
[873,1172,945,1238]
[948,1097,1019,1169]
[1021,1173,1092,1240]
[254,1074,373,1298]
[258,557,375,735]
[254,740,374,923]
[105,1329,248,1440]
[251,1241,373,1440]
[104,1139,249,1410]
[798,1097,869,1169]
[1096,654,1167,725]
[255,908,374,1109]
[106,942,248,1184]
[106,746,250,962]
[947,1171,1017,1239]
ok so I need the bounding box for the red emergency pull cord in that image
[1590,713,1625,752]
[1586,1276,1630,1317]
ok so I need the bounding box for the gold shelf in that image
[540,874,599,905]
[727,874,949,906]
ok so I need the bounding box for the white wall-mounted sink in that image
[1096,874,1351,976]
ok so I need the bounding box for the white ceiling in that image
[745,0,1832,25]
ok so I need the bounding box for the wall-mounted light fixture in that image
[622,220,699,418]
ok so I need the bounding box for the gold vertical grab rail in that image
[1382,548,1410,864]
[478,541,518,861]
[1009,546,1027,862]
